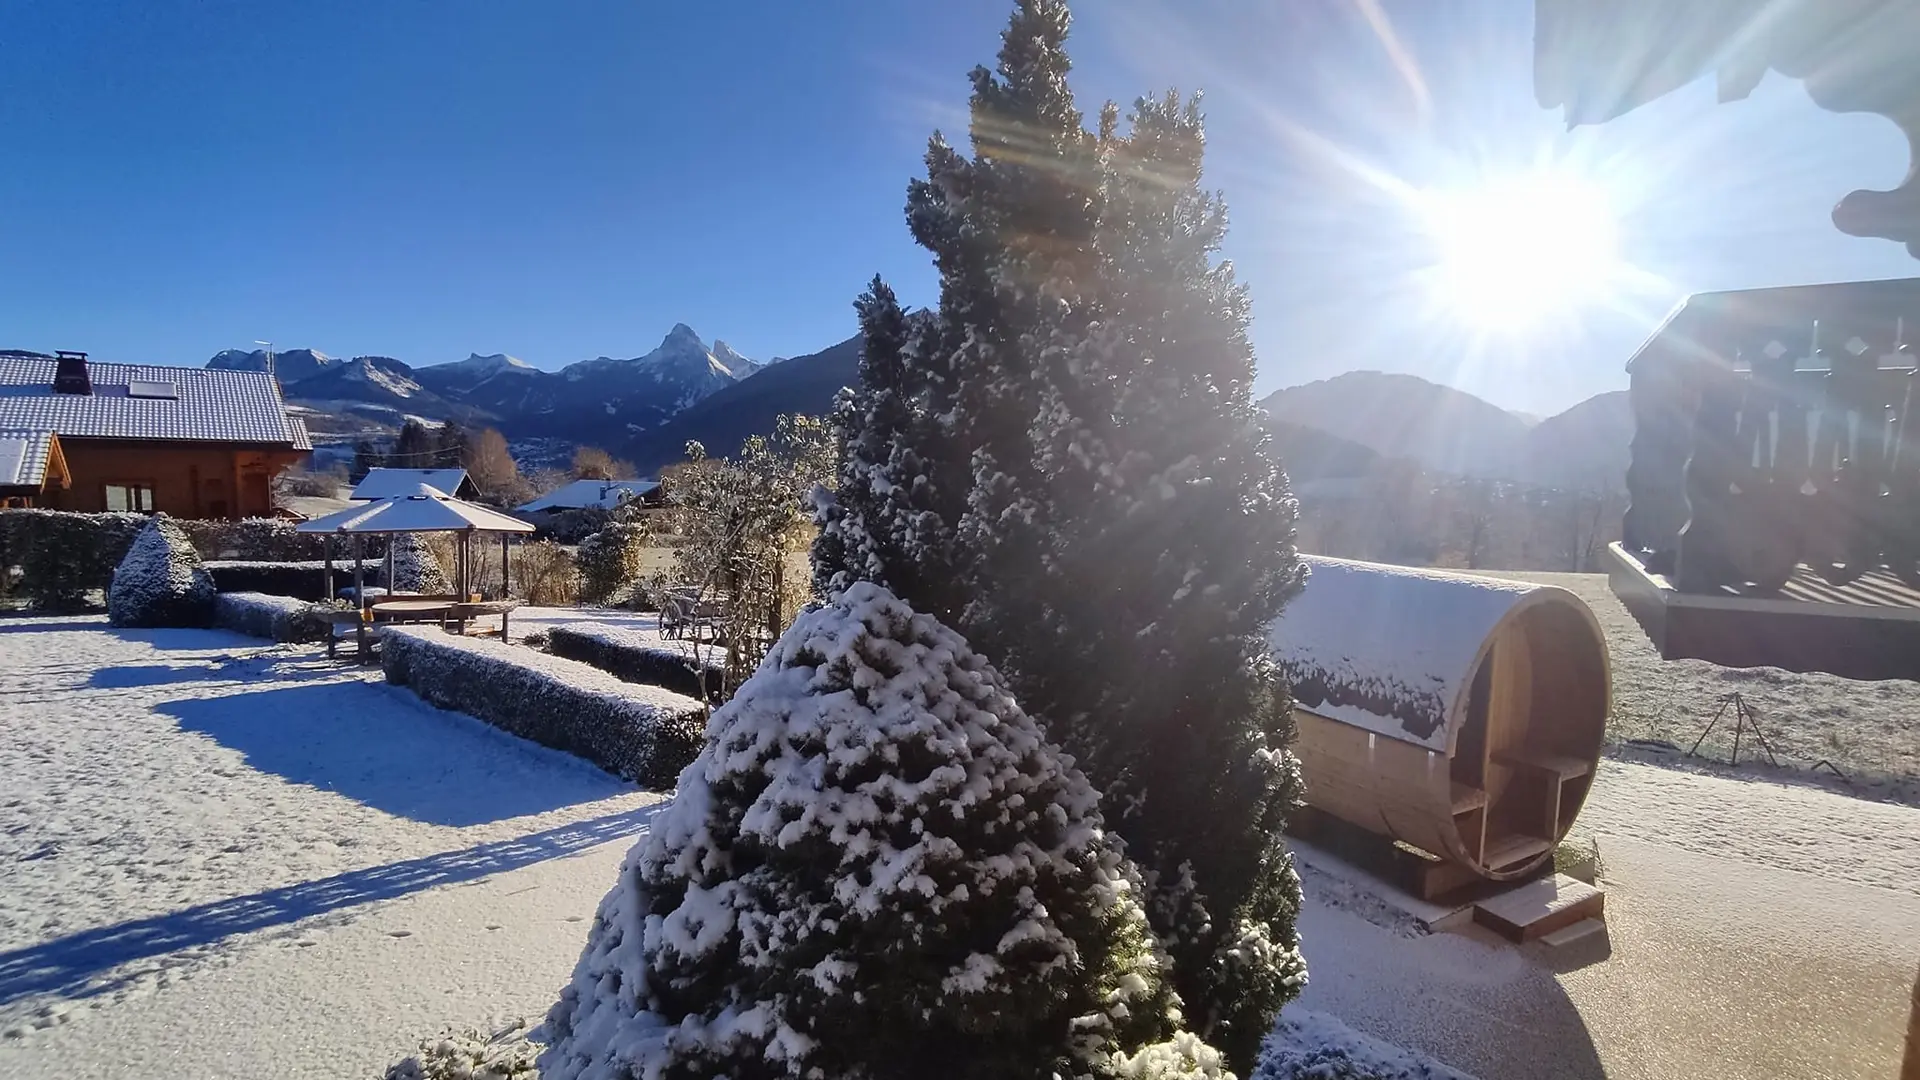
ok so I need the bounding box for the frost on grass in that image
[107,515,217,628]
[540,582,1226,1080]
[389,532,453,594]
[1252,1009,1476,1080]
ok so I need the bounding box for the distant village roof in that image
[0,355,310,448]
[0,429,65,491]
[518,478,660,514]
[351,467,475,501]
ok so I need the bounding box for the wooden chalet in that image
[0,350,311,519]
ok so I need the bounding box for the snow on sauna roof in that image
[1268,556,1535,752]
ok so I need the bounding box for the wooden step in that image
[1493,748,1593,780]
[1450,782,1488,814]
[1483,833,1554,871]
[1472,874,1606,943]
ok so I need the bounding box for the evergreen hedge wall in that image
[381,627,707,788]
[213,591,335,643]
[0,509,148,610]
[203,560,356,601]
[546,623,722,702]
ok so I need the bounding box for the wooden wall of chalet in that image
[1624,279,1920,594]
[39,439,308,520]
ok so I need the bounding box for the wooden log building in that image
[0,350,311,519]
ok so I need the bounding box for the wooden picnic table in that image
[371,599,457,622]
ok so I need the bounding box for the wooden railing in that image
[1624,283,1920,595]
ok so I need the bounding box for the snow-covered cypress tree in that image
[387,532,453,594]
[540,582,1227,1080]
[818,3,1308,1069]
[107,514,217,628]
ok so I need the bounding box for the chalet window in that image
[104,483,156,513]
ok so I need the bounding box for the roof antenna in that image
[255,340,276,382]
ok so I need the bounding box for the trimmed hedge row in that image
[381,626,706,789]
[547,623,722,702]
[0,509,148,610]
[203,560,359,601]
[214,591,335,643]
[177,517,326,561]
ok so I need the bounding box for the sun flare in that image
[1415,170,1621,334]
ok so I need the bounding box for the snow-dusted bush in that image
[1251,1010,1473,1080]
[0,508,146,610]
[381,626,704,788]
[388,532,454,594]
[203,559,354,601]
[176,516,325,561]
[107,515,217,628]
[383,1025,539,1080]
[547,622,721,701]
[213,591,334,643]
[516,539,578,605]
[576,522,649,605]
[540,582,1224,1080]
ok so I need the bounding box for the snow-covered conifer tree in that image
[541,583,1226,1080]
[388,532,452,594]
[107,515,217,628]
[817,2,1309,1068]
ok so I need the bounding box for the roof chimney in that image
[52,351,91,395]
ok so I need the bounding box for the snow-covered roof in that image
[296,483,534,534]
[517,478,660,514]
[0,356,309,447]
[0,429,61,489]
[1267,556,1539,751]
[351,467,472,500]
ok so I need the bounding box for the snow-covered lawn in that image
[0,615,662,1077]
[2,613,1916,1079]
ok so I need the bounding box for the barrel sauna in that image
[1269,557,1611,880]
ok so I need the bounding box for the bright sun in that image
[1415,171,1621,334]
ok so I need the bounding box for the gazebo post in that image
[502,533,511,598]
[323,535,334,600]
[352,534,365,608]
[385,538,396,597]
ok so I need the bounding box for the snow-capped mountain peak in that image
[711,340,760,378]
[439,352,535,377]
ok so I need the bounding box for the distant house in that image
[350,467,478,501]
[518,478,662,515]
[0,351,311,518]
[0,429,72,508]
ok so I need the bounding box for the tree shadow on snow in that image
[89,663,227,689]
[155,682,629,826]
[0,803,660,1009]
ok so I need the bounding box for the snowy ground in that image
[3,613,1916,1079]
[0,615,662,1077]
[1486,571,1920,805]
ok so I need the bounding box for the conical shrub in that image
[541,582,1227,1080]
[107,515,216,628]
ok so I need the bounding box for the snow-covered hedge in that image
[108,515,217,628]
[388,532,454,594]
[0,508,147,610]
[381,627,704,788]
[540,583,1224,1080]
[547,623,721,701]
[213,591,335,643]
[177,516,327,561]
[203,559,357,601]
[383,1024,540,1080]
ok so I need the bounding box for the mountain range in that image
[1258,372,1630,492]
[200,330,1628,491]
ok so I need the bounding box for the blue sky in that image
[1,0,1913,414]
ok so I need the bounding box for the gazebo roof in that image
[295,483,534,535]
